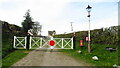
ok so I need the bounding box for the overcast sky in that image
[0,0,119,36]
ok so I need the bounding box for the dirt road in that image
[12,49,90,66]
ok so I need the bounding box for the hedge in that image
[54,25,119,46]
[2,21,25,58]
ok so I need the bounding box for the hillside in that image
[1,20,24,58]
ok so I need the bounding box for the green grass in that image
[61,41,118,66]
[2,49,33,68]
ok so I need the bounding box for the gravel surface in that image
[12,49,91,66]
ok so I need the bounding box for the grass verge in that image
[61,41,118,66]
[2,49,33,68]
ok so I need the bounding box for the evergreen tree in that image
[22,9,34,35]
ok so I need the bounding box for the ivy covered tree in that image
[22,9,34,35]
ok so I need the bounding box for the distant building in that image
[48,30,56,37]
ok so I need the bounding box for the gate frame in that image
[13,36,73,49]
[13,36,27,49]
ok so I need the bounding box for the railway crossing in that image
[13,36,73,49]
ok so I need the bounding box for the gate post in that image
[73,36,76,50]
[29,36,31,49]
[26,35,30,50]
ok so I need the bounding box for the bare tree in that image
[32,21,42,36]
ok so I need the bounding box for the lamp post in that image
[86,5,92,53]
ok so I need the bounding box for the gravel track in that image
[12,49,91,66]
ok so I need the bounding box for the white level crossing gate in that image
[13,36,73,49]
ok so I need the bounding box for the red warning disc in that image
[49,40,55,46]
